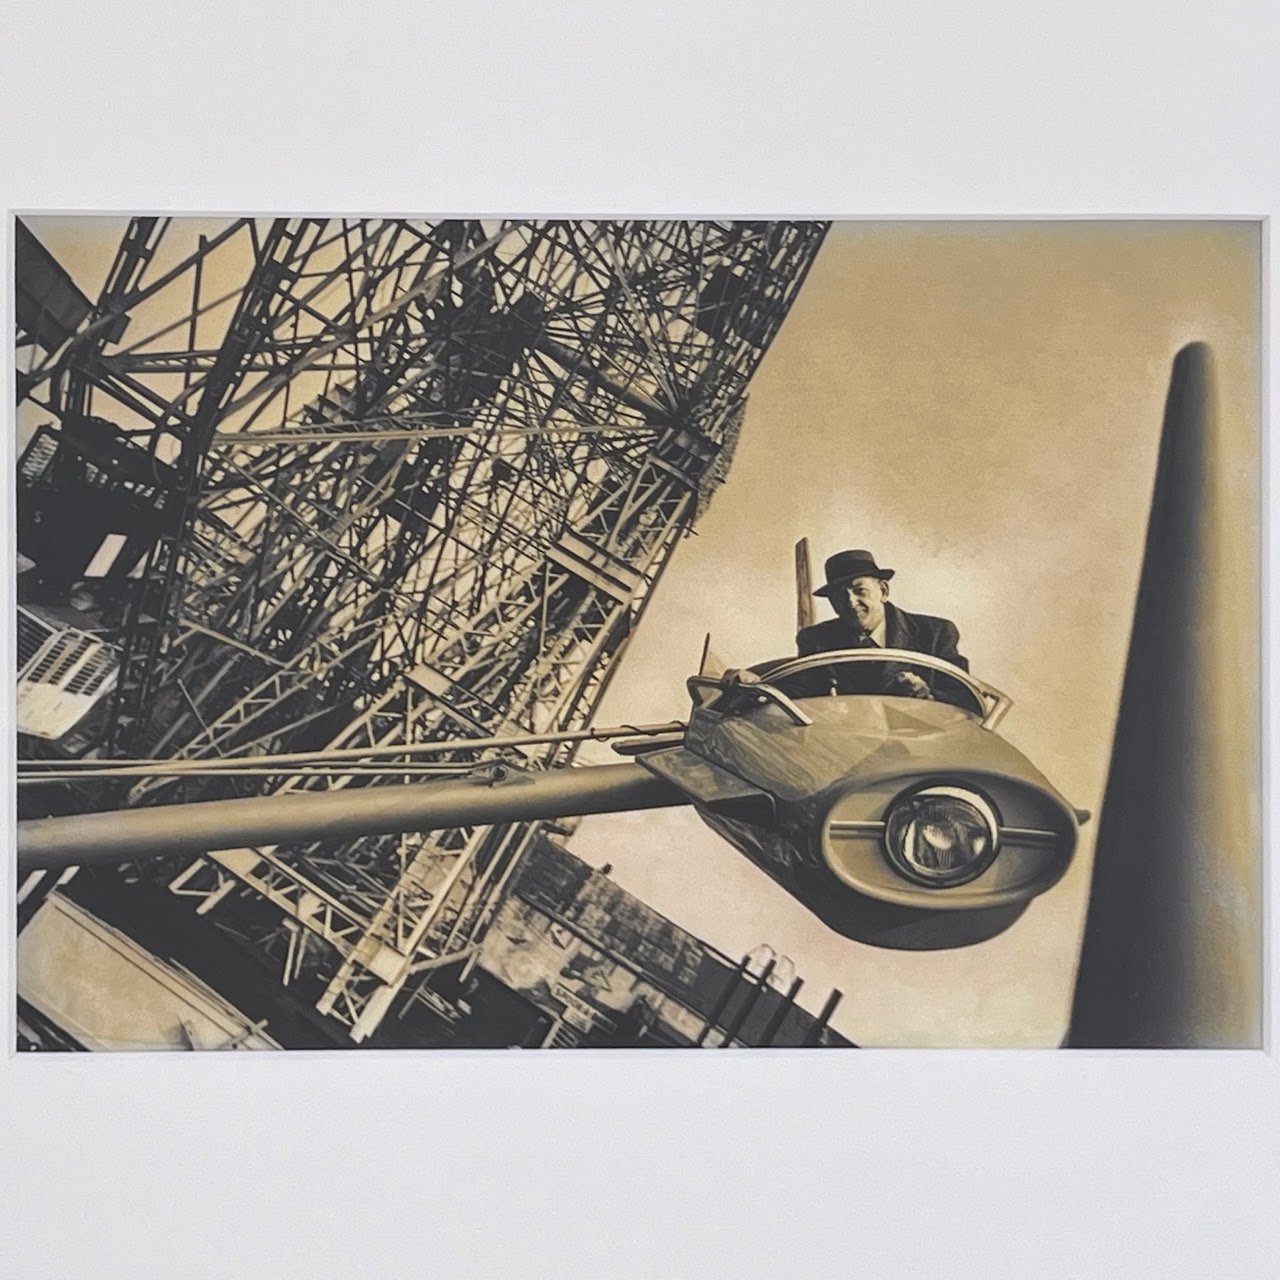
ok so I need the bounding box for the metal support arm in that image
[17,764,689,874]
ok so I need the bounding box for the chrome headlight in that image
[882,785,1000,887]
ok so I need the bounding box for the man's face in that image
[832,575,889,633]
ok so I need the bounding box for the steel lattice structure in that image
[15,217,827,1040]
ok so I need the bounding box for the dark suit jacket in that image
[796,603,969,696]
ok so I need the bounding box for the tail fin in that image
[698,632,726,680]
[795,538,816,633]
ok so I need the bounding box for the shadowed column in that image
[1068,342,1261,1047]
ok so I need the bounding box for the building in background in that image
[18,834,848,1051]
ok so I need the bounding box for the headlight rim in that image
[881,781,1003,889]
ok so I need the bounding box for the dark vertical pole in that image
[1068,343,1261,1047]
[695,954,751,1046]
[801,988,843,1047]
[718,958,776,1048]
[758,977,804,1047]
[795,537,815,633]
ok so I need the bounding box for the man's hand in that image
[891,671,932,699]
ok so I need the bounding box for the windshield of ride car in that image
[745,654,985,717]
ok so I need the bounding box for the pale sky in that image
[567,220,1261,1047]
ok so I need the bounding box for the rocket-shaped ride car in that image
[18,643,1084,954]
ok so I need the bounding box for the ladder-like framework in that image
[16,218,827,1040]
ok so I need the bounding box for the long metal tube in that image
[15,719,687,775]
[16,764,689,875]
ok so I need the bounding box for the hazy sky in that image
[567,220,1261,1047]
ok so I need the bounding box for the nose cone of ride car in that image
[652,689,1082,951]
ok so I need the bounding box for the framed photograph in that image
[4,5,1276,1277]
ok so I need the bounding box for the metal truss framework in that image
[16,217,827,1040]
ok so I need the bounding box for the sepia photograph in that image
[12,216,1261,1052]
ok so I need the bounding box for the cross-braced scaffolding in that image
[15,217,827,1040]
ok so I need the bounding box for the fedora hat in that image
[814,549,894,597]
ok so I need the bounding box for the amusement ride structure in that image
[14,217,829,1044]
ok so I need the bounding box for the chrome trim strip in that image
[828,820,885,838]
[998,826,1060,848]
[828,819,1059,847]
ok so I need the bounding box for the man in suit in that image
[796,549,968,700]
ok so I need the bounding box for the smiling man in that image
[796,549,968,699]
